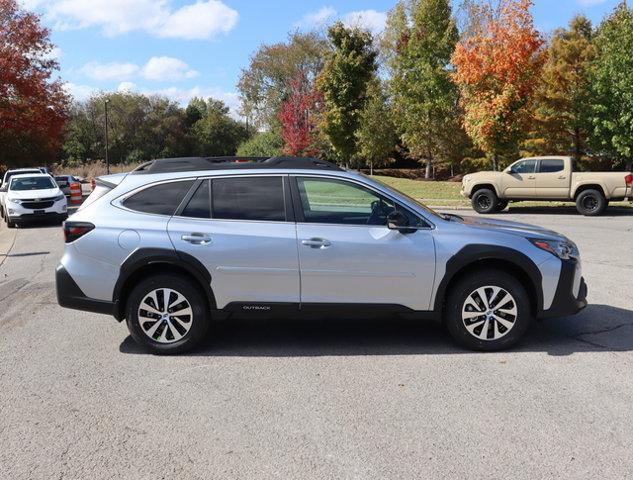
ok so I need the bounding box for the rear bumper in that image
[538,258,587,319]
[56,264,116,316]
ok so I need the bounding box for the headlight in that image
[529,238,579,260]
[54,194,65,201]
[6,197,21,205]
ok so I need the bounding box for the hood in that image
[7,188,61,200]
[453,214,566,240]
[462,171,504,181]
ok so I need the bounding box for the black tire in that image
[126,274,209,354]
[471,188,499,214]
[445,269,532,351]
[575,189,606,216]
[496,200,509,212]
[6,217,16,228]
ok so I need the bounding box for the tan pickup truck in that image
[461,156,633,215]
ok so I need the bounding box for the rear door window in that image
[123,180,194,216]
[538,159,565,173]
[211,176,286,222]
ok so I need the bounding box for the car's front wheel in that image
[471,188,499,214]
[126,274,209,354]
[445,269,532,351]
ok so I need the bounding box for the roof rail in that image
[130,156,343,174]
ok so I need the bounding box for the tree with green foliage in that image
[523,15,596,161]
[316,22,378,163]
[62,92,189,165]
[236,131,283,157]
[356,79,397,171]
[190,99,250,156]
[383,0,461,178]
[589,1,633,170]
[238,31,327,130]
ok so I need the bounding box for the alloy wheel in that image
[461,286,518,341]
[137,288,193,344]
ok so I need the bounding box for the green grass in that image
[372,176,468,206]
[372,174,633,209]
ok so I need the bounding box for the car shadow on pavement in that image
[119,303,633,357]
[503,206,633,216]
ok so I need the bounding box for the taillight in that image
[625,174,633,186]
[63,222,94,243]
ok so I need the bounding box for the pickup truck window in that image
[510,160,537,174]
[538,159,564,173]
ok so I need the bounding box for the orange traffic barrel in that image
[70,182,82,205]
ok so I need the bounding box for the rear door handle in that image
[301,238,331,249]
[558,175,566,179]
[182,233,212,245]
[527,176,536,179]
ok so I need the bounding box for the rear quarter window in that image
[123,180,194,216]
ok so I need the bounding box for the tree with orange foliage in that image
[0,0,68,167]
[452,0,544,170]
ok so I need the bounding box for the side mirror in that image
[387,211,415,234]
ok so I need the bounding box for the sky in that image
[22,0,623,116]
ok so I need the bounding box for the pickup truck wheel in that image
[576,189,606,216]
[126,274,209,354]
[471,188,499,214]
[445,269,532,351]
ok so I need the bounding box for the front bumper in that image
[56,265,116,316]
[539,258,587,318]
[7,200,67,222]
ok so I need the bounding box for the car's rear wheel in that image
[445,269,532,351]
[126,274,209,354]
[471,188,499,214]
[575,189,606,216]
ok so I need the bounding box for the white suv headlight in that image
[54,194,65,201]
[6,197,22,205]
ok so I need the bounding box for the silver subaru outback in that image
[56,157,587,353]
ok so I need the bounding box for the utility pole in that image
[104,99,110,174]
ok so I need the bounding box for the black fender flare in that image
[112,248,216,320]
[433,244,543,314]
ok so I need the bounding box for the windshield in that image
[4,170,41,184]
[363,174,444,219]
[10,177,56,191]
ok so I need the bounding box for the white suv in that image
[1,174,67,227]
[56,157,587,353]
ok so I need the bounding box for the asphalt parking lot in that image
[1,208,632,479]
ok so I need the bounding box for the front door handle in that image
[182,233,212,245]
[558,175,566,179]
[527,176,536,179]
[301,238,331,249]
